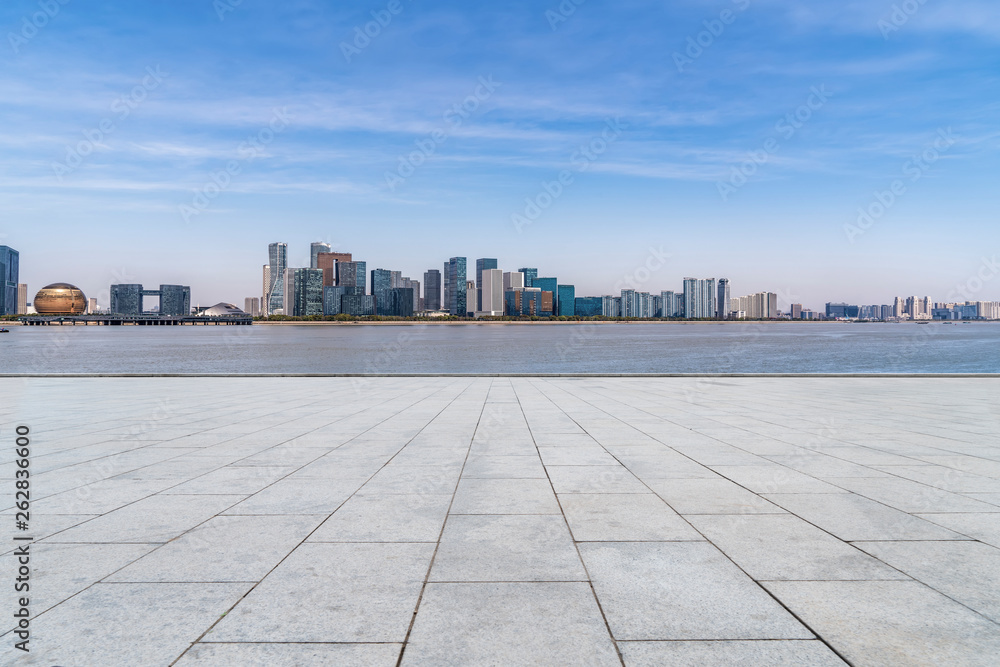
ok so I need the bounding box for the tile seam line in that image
[2,373,999,378]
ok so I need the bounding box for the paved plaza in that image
[2,376,1000,665]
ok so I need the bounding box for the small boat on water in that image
[0,328,9,333]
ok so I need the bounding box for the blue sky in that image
[2,0,999,309]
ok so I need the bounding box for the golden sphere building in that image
[33,283,88,316]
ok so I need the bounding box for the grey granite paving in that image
[2,376,999,665]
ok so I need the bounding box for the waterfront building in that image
[791,303,803,319]
[445,258,468,316]
[476,259,498,311]
[342,293,376,316]
[110,284,143,315]
[505,287,542,316]
[479,269,504,315]
[503,271,524,291]
[825,303,860,319]
[731,293,779,319]
[371,268,394,315]
[316,252,353,287]
[400,278,421,313]
[159,285,191,316]
[661,291,683,318]
[265,243,288,316]
[620,289,637,317]
[0,245,19,316]
[283,268,324,317]
[244,297,261,317]
[466,281,476,317]
[17,283,28,315]
[683,278,717,319]
[717,278,731,320]
[602,295,621,317]
[424,270,442,311]
[87,297,98,314]
[652,294,664,318]
[575,296,603,317]
[557,285,575,316]
[310,242,332,269]
[518,268,538,288]
[383,287,415,317]
[336,261,366,292]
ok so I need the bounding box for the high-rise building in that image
[244,297,260,317]
[316,252,353,287]
[283,268,324,317]
[503,271,524,291]
[110,284,143,315]
[790,303,803,319]
[371,269,395,316]
[266,243,288,315]
[620,289,637,317]
[661,291,683,318]
[87,297,98,314]
[465,281,476,317]
[341,293,376,316]
[519,268,538,288]
[603,295,621,317]
[337,261,366,292]
[505,287,542,316]
[731,293,779,319]
[382,288,415,317]
[17,283,28,315]
[0,246,19,316]
[475,259,498,311]
[159,285,191,316]
[310,242,332,269]
[557,285,575,316]
[445,257,467,316]
[683,278,717,319]
[826,303,860,319]
[717,278,731,320]
[262,265,270,314]
[479,269,504,315]
[424,270,442,311]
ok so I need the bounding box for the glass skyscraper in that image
[557,285,575,316]
[0,245,19,316]
[283,268,324,317]
[533,277,557,312]
[717,278,731,320]
[371,268,394,315]
[337,261,366,292]
[683,278,717,319]
[424,269,442,311]
[475,258,498,311]
[575,296,602,317]
[310,242,331,269]
[518,268,538,288]
[446,257,467,316]
[110,284,143,315]
[266,242,288,315]
[159,285,191,316]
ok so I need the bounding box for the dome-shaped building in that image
[34,283,87,315]
[200,303,248,317]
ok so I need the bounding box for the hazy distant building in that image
[310,242,332,269]
[683,278,717,319]
[424,269,442,311]
[87,297,98,314]
[603,295,621,317]
[244,297,260,317]
[575,297,603,317]
[791,303,803,319]
[0,245,19,316]
[265,242,287,316]
[826,303,860,319]
[717,278,730,320]
[519,268,538,288]
[17,283,28,315]
[445,257,467,316]
[316,252,353,287]
[731,292,778,319]
[283,268,323,317]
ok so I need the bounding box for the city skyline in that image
[3,2,1000,306]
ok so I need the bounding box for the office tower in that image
[791,303,803,319]
[424,270,442,311]
[475,259,498,311]
[445,257,467,316]
[660,291,682,318]
[17,284,28,315]
[316,252,353,287]
[159,285,191,316]
[0,246,19,316]
[337,261,366,292]
[683,278,717,319]
[503,271,524,291]
[652,294,664,318]
[323,286,346,315]
[825,303,860,319]
[371,269,394,315]
[110,284,143,315]
[244,297,260,317]
[717,278,731,320]
[262,265,270,315]
[732,292,779,319]
[603,296,622,317]
[341,293,376,316]
[380,288,415,317]
[466,281,476,317]
[398,278,421,312]
[266,242,288,316]
[518,268,538,288]
[505,288,542,316]
[620,289,637,317]
[479,269,504,315]
[880,304,893,321]
[575,297,603,317]
[557,285,575,316]
[87,297,98,314]
[310,242,332,269]
[283,268,324,317]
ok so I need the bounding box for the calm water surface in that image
[1,322,998,374]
